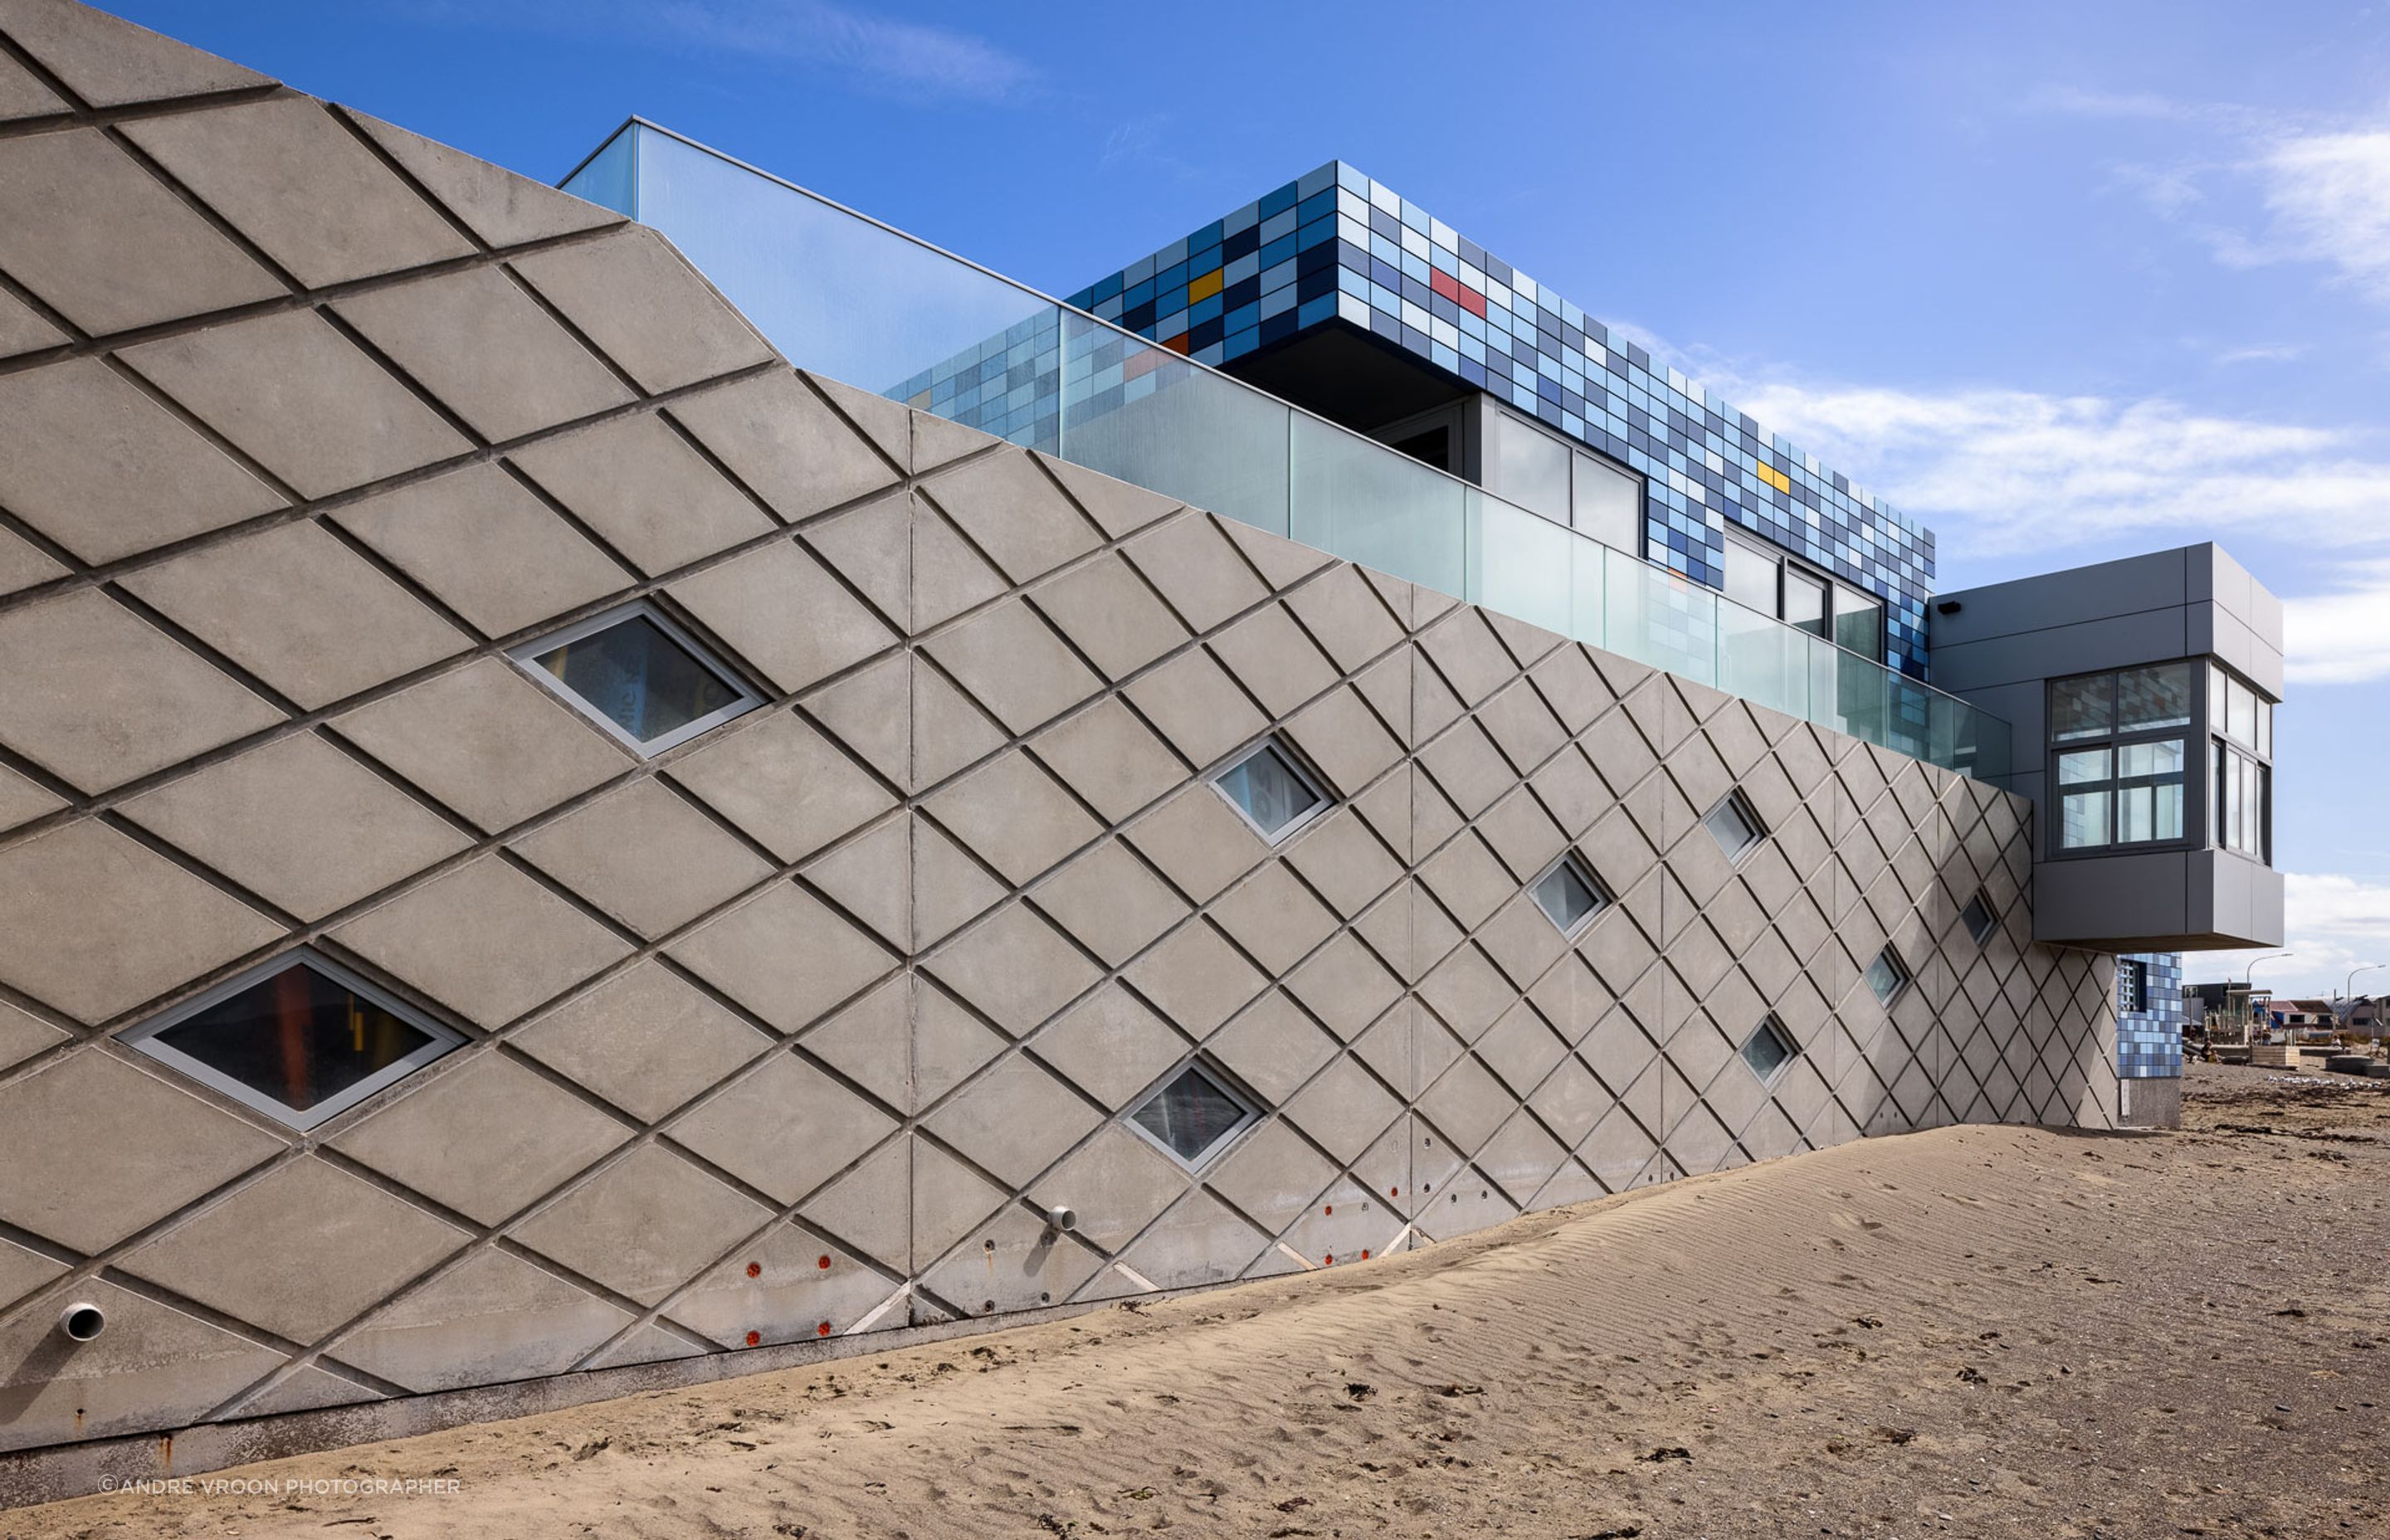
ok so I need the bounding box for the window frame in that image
[2043,665,2194,860]
[1739,1016,1798,1084]
[120,948,466,1131]
[1960,890,1997,946]
[1719,529,1884,664]
[510,599,763,758]
[1865,946,1912,1007]
[1529,850,1612,939]
[1702,788,1766,865]
[2117,958,2148,1015]
[1209,734,1333,845]
[2207,660,2274,867]
[1123,1057,1260,1172]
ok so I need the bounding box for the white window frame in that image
[1961,890,1997,947]
[1529,850,1611,938]
[1866,945,1911,1006]
[1703,788,1766,865]
[1740,1016,1797,1084]
[120,948,466,1131]
[1124,1058,1260,1171]
[510,599,763,758]
[1209,735,1333,845]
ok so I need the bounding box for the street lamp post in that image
[2243,952,2294,1043]
[2349,962,2387,1051]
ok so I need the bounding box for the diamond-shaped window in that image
[1703,789,1764,864]
[1530,852,1609,937]
[1739,1016,1796,1082]
[514,601,758,756]
[124,951,464,1129]
[1212,738,1327,842]
[1127,1061,1257,1168]
[1961,891,1997,945]
[1865,946,1911,1006]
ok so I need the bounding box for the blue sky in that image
[114,1,2390,998]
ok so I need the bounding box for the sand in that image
[10,1061,2388,1539]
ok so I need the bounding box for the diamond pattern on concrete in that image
[331,1052,628,1226]
[0,1051,282,1255]
[334,855,632,1030]
[510,1143,772,1308]
[120,1157,466,1343]
[0,22,2117,1451]
[672,1052,896,1203]
[0,818,280,1025]
[667,881,895,1036]
[334,1248,634,1393]
[0,587,285,794]
[512,962,770,1124]
[120,309,471,499]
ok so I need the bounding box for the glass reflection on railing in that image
[564,123,2009,784]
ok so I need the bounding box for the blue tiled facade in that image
[1049,161,1938,680]
[2116,951,2185,1078]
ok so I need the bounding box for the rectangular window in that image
[1783,571,1828,640]
[2047,666,2192,854]
[1571,451,1641,553]
[2119,958,2147,1014]
[1487,409,1570,523]
[2216,738,2269,860]
[2207,660,2274,865]
[1722,534,1778,615]
[1832,585,1884,663]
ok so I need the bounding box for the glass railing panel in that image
[1469,494,1577,638]
[1885,675,1935,764]
[1571,537,1607,644]
[1830,651,1891,747]
[1288,412,1465,596]
[1059,313,1291,538]
[560,124,636,217]
[576,123,2012,783]
[1717,597,1811,719]
[613,127,1064,451]
[1605,556,1718,688]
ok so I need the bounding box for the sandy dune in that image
[12,1062,2388,1539]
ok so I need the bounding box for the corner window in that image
[2048,664,2191,852]
[1960,891,1997,946]
[122,951,464,1130]
[2118,958,2148,1014]
[1212,737,1329,842]
[1865,947,1910,1006]
[2209,661,2273,865]
[1703,789,1765,864]
[1529,851,1610,938]
[514,601,760,756]
[1126,1061,1256,1169]
[1740,1016,1797,1082]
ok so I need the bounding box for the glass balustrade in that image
[563,122,2010,783]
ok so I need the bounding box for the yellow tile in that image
[1187,268,1224,304]
[1756,461,1792,495]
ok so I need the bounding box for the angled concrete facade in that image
[0,1,2119,1492]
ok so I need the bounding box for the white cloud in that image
[1694,371,2390,560]
[2042,88,2390,307]
[2187,872,2390,1001]
[2283,559,2390,685]
[2230,126,2390,302]
[2211,343,2306,366]
[407,0,1036,104]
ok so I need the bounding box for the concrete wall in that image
[0,0,2119,1475]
